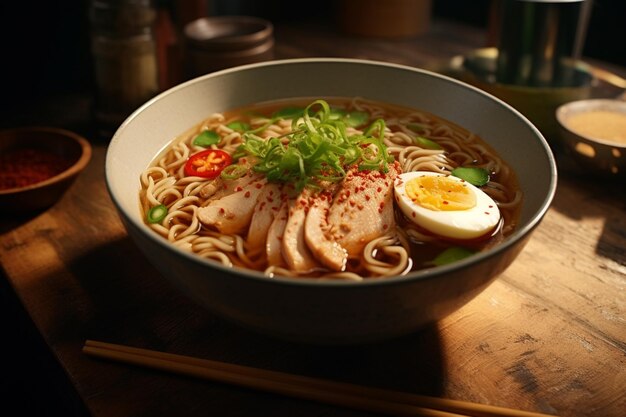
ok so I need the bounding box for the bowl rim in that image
[107,57,558,289]
[556,98,626,149]
[0,126,92,195]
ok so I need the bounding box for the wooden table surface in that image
[1,20,625,417]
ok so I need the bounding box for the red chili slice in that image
[184,149,232,179]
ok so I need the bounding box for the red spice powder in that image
[0,148,72,190]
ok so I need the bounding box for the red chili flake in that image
[377,187,382,192]
[379,202,385,209]
[219,208,225,214]
[267,197,274,203]
[255,183,263,189]
[345,190,351,197]
[272,206,279,212]
[0,148,72,190]
[269,190,274,196]
[349,200,356,207]
[244,191,251,198]
[411,212,416,218]
[357,204,364,210]
[383,224,388,230]
[260,202,266,210]
[234,186,243,192]
[277,236,283,241]
[443,201,449,205]
[365,195,371,201]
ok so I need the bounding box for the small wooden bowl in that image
[0,127,92,212]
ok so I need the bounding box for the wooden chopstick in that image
[83,340,556,417]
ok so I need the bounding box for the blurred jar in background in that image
[495,0,593,87]
[90,0,159,137]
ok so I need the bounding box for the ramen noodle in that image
[139,97,522,280]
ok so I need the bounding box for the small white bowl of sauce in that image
[556,98,626,178]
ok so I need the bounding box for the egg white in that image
[394,171,501,240]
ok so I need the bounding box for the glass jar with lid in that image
[90,0,159,136]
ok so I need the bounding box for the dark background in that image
[0,0,623,107]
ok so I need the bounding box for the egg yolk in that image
[405,175,476,211]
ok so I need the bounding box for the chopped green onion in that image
[328,108,347,120]
[147,204,168,224]
[451,167,490,187]
[220,164,248,180]
[192,130,220,147]
[328,108,369,127]
[272,107,305,120]
[343,111,369,128]
[407,122,427,133]
[433,246,475,266]
[227,121,250,132]
[414,136,442,150]
[233,99,392,191]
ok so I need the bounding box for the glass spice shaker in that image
[89,0,159,137]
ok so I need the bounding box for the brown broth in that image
[145,97,522,277]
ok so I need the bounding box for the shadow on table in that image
[549,154,625,266]
[68,235,448,404]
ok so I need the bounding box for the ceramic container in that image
[556,98,626,178]
[106,58,557,344]
[183,15,274,78]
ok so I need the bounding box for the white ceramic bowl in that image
[106,58,557,344]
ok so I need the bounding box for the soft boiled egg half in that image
[394,171,501,240]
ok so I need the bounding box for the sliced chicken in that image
[266,202,288,267]
[247,183,283,251]
[327,162,400,257]
[198,171,261,200]
[197,177,267,234]
[282,193,319,273]
[304,190,348,272]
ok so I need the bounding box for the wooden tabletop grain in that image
[1,20,624,417]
